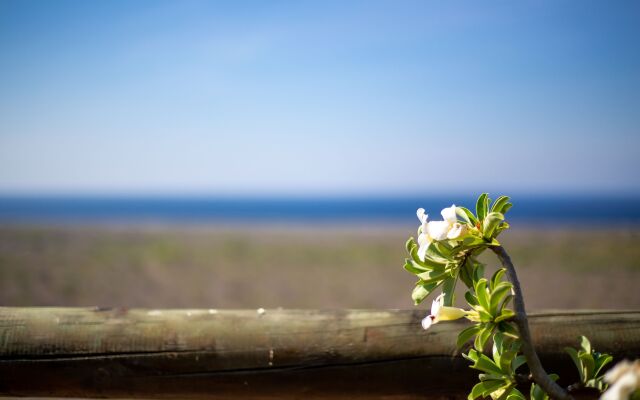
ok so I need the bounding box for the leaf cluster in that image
[565,336,613,391]
[458,266,517,351]
[404,236,459,306]
[404,194,513,306]
[466,333,527,400]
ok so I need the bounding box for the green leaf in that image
[468,382,485,400]
[412,281,438,305]
[470,352,504,375]
[442,276,457,306]
[495,221,511,236]
[460,260,474,289]
[579,351,595,381]
[433,241,452,258]
[492,331,505,361]
[491,196,511,214]
[462,236,486,248]
[469,380,505,400]
[424,245,451,264]
[474,325,493,351]
[409,245,448,269]
[490,268,506,291]
[457,325,481,349]
[478,308,494,322]
[476,193,489,221]
[483,212,505,240]
[512,355,526,373]
[405,237,416,253]
[497,321,519,338]
[565,347,585,383]
[465,291,479,306]
[475,279,490,310]
[484,196,491,218]
[579,335,592,354]
[498,350,519,374]
[502,203,513,214]
[490,283,513,315]
[530,383,546,400]
[495,309,516,323]
[417,269,448,283]
[473,263,486,284]
[506,388,526,400]
[594,354,613,378]
[403,259,428,275]
[498,294,514,312]
[463,349,480,363]
[468,379,505,400]
[457,206,479,226]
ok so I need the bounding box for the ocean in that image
[0,195,639,226]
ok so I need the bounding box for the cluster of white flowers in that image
[416,204,468,261]
[421,293,470,330]
[602,360,640,400]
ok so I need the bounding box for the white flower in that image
[421,293,470,330]
[416,208,433,261]
[601,360,640,400]
[426,204,468,241]
[415,205,468,261]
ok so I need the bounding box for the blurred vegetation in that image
[0,225,638,309]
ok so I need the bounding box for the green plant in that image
[403,194,621,400]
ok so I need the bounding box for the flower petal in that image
[601,371,640,400]
[417,242,429,261]
[447,222,467,239]
[427,221,450,241]
[417,232,431,246]
[441,204,457,224]
[421,315,434,330]
[436,306,469,322]
[431,294,444,315]
[416,208,428,224]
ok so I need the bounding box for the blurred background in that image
[0,0,639,310]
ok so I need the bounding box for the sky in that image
[0,0,639,196]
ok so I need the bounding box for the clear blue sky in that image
[1,0,639,196]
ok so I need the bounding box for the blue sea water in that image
[0,195,639,226]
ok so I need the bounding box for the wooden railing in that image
[0,308,638,399]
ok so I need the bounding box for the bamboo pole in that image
[0,308,638,399]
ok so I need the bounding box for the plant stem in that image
[491,245,573,400]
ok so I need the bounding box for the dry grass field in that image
[0,224,638,310]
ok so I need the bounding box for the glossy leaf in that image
[490,268,506,291]
[403,259,428,275]
[491,196,511,214]
[474,279,490,310]
[483,212,505,239]
[457,325,482,349]
[565,347,585,383]
[469,380,506,400]
[490,283,513,315]
[412,281,438,305]
[474,325,493,351]
[476,193,489,221]
[495,309,516,323]
[442,276,457,306]
[417,269,448,283]
[594,354,613,377]
[580,335,592,354]
[465,291,479,306]
[506,388,526,400]
[405,237,416,253]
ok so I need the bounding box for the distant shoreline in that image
[1,195,639,226]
